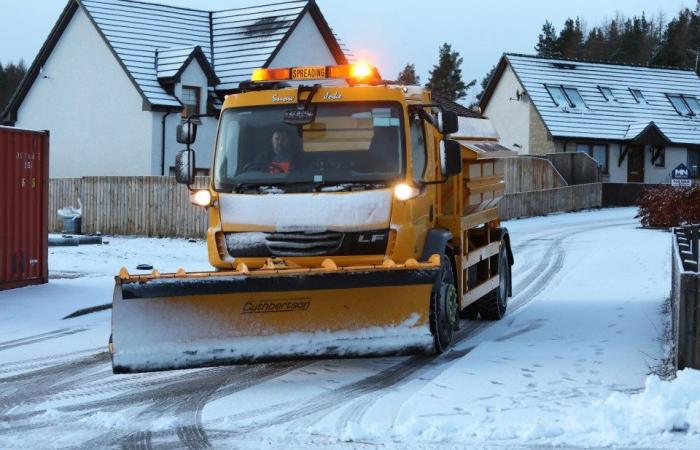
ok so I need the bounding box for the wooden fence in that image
[50,177,603,238]
[499,183,603,221]
[503,156,567,194]
[50,177,209,238]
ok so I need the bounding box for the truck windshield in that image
[213,102,404,192]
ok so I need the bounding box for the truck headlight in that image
[190,190,213,207]
[394,184,420,201]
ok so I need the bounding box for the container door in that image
[1,129,47,289]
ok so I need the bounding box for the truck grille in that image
[266,232,344,256]
[225,230,389,258]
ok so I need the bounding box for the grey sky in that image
[0,0,694,101]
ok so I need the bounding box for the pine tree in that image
[396,63,420,85]
[557,18,585,58]
[652,8,694,69]
[426,43,473,101]
[535,21,559,57]
[0,60,26,114]
[475,65,496,102]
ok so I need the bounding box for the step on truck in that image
[110,63,516,373]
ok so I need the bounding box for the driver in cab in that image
[257,128,300,174]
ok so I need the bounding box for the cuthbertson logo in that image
[242,298,311,314]
[272,95,295,103]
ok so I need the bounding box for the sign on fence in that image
[671,163,692,188]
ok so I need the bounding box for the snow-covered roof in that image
[3,0,348,121]
[481,53,700,146]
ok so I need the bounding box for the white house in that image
[480,53,700,184]
[2,0,349,178]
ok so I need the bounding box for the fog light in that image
[190,190,213,207]
[394,183,420,201]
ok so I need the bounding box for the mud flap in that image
[111,263,440,373]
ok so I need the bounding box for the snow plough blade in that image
[110,258,441,373]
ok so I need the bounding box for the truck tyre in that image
[477,244,510,320]
[430,255,458,353]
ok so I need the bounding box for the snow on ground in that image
[0,207,698,449]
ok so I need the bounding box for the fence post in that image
[692,225,699,266]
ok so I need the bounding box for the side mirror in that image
[177,122,198,145]
[440,140,462,177]
[175,149,195,185]
[437,110,459,135]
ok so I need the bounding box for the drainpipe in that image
[160,111,173,176]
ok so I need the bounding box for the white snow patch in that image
[218,190,392,232]
[563,369,700,440]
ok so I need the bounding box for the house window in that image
[576,143,609,174]
[564,87,587,108]
[651,146,665,168]
[629,88,647,103]
[690,149,700,178]
[667,94,700,116]
[181,86,201,118]
[545,85,570,107]
[598,86,616,101]
[545,85,586,109]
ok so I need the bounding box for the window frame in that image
[181,85,201,118]
[576,142,609,175]
[598,85,616,102]
[629,88,647,104]
[682,95,700,115]
[651,146,665,168]
[667,94,700,116]
[545,84,587,109]
[545,84,572,107]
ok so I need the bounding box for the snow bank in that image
[563,368,700,440]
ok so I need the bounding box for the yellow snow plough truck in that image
[110,63,516,373]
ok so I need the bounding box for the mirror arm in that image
[184,113,218,150]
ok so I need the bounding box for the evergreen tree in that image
[475,65,496,102]
[426,43,473,101]
[535,21,559,57]
[396,63,420,85]
[557,18,585,58]
[0,60,27,114]
[652,8,694,70]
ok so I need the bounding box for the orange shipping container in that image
[0,126,49,290]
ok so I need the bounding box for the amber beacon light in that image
[251,63,381,83]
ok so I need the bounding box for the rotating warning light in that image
[251,63,381,83]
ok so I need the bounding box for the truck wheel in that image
[430,255,458,353]
[477,245,510,320]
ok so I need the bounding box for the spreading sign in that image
[671,163,692,187]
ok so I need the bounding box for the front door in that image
[627,146,644,183]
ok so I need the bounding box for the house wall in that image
[529,103,556,155]
[269,12,337,67]
[152,61,218,175]
[646,145,687,184]
[16,7,153,178]
[557,140,688,183]
[482,65,530,153]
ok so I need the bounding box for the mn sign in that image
[671,163,692,187]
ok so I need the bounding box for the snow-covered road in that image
[1,207,697,449]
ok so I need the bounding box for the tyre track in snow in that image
[0,352,110,416]
[74,361,310,450]
[220,218,627,437]
[0,328,89,352]
[328,219,628,434]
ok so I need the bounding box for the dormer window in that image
[181,86,201,118]
[598,86,616,101]
[545,84,586,109]
[629,88,646,103]
[668,94,700,116]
